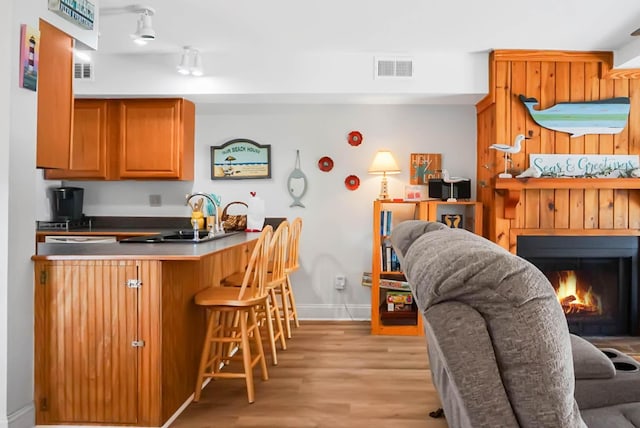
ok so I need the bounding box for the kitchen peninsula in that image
[32,233,259,426]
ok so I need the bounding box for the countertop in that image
[33,231,260,261]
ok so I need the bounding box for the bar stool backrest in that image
[285,217,302,274]
[238,225,273,300]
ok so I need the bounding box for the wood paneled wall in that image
[477,50,640,252]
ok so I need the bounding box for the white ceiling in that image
[89,0,640,104]
[97,0,640,55]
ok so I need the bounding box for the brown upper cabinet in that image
[44,99,110,179]
[36,19,74,169]
[45,98,195,180]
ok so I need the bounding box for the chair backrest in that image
[268,220,289,286]
[285,217,302,273]
[238,225,272,300]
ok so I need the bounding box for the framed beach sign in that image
[211,139,272,180]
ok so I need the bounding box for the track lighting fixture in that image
[177,47,204,76]
[132,7,156,45]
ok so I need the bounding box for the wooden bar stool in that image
[193,226,272,404]
[221,221,288,365]
[277,216,301,338]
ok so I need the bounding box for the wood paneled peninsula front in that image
[32,233,259,426]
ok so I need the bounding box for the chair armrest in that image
[424,301,519,428]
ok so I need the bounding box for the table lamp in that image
[368,150,401,200]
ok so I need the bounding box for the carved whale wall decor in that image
[519,94,630,138]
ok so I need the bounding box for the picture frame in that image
[410,153,441,184]
[19,24,39,91]
[404,184,428,201]
[211,138,272,180]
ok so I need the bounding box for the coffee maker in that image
[50,187,84,221]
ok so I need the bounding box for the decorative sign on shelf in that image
[48,0,95,30]
[442,214,464,229]
[410,153,441,184]
[210,139,271,180]
[519,95,630,138]
[529,154,640,178]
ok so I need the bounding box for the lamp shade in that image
[368,150,401,174]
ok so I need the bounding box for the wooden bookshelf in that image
[370,199,483,336]
[371,200,427,336]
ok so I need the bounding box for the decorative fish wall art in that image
[519,94,630,138]
[287,150,308,208]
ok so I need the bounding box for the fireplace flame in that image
[556,271,602,315]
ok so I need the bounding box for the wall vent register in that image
[375,56,413,78]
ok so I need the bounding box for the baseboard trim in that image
[296,303,370,320]
[1,402,34,428]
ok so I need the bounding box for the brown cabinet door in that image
[36,19,73,169]
[44,100,110,179]
[35,261,139,424]
[118,99,185,179]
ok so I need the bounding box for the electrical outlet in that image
[149,194,162,207]
[334,275,346,291]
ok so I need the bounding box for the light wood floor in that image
[171,321,640,428]
[171,321,447,428]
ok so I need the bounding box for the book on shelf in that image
[361,272,411,291]
[381,239,401,272]
[380,210,392,236]
[381,272,407,281]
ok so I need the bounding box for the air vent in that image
[375,57,413,79]
[74,61,94,81]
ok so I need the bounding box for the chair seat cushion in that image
[581,402,640,427]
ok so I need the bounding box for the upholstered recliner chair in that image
[390,221,640,428]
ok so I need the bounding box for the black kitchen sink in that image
[120,230,241,244]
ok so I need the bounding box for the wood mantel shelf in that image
[494,178,640,219]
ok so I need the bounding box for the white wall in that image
[0,4,11,427]
[2,2,99,427]
[69,103,476,319]
[3,2,38,426]
[75,51,487,104]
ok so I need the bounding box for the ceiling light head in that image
[177,47,191,75]
[132,7,156,44]
[176,47,205,77]
[190,50,204,76]
[138,10,155,40]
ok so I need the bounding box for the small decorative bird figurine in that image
[490,134,527,178]
[441,169,470,202]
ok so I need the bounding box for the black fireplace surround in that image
[517,236,639,336]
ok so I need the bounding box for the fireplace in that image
[517,236,639,336]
